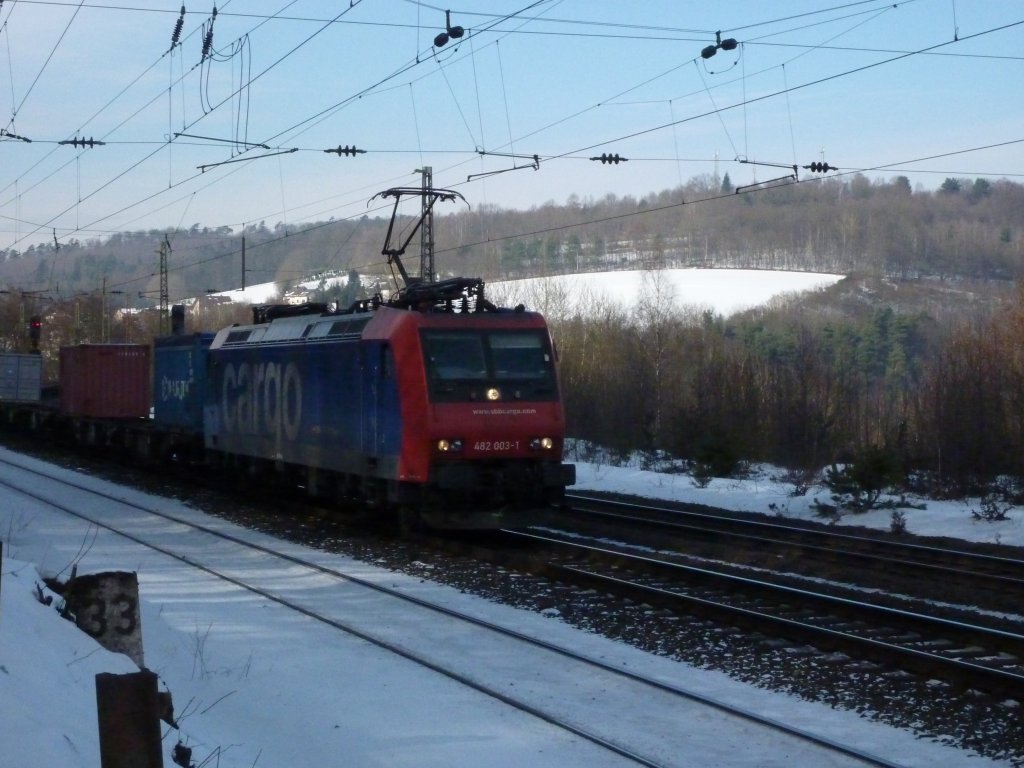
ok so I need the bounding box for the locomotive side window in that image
[224,330,252,345]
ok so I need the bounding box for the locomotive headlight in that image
[437,439,463,452]
[486,387,501,401]
[529,437,555,450]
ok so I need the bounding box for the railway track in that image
[0,452,904,768]
[559,492,1024,613]
[500,528,1024,700]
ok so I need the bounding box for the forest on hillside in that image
[3,173,1024,501]
[1,174,1022,302]
[544,271,1024,501]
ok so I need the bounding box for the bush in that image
[890,510,908,535]
[824,445,903,512]
[971,496,1012,522]
[693,437,741,479]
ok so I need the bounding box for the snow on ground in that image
[491,269,845,318]
[1,445,1018,768]
[570,451,1024,549]
[210,268,845,318]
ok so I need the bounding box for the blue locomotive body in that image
[201,312,404,487]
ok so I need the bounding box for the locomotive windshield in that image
[488,332,551,380]
[423,332,488,380]
[422,330,557,402]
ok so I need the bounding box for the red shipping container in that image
[60,344,151,418]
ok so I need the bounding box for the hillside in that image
[1,174,1021,314]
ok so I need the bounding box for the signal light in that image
[591,153,627,164]
[28,315,41,350]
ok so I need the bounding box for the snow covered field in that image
[1,445,1018,768]
[572,452,1024,549]
[492,269,844,319]
[214,268,845,319]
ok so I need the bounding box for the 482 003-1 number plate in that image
[473,440,519,451]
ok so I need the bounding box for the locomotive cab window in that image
[490,332,550,380]
[422,329,557,402]
[423,332,487,381]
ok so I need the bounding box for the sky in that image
[0,0,1021,255]
[1,444,1019,768]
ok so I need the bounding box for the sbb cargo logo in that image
[160,376,191,402]
[221,361,302,441]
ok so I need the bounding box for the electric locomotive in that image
[203,277,575,529]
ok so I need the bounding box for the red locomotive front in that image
[369,304,575,528]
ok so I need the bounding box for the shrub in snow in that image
[777,467,818,497]
[691,462,714,488]
[824,445,903,513]
[694,436,741,478]
[890,510,908,535]
[970,495,1012,522]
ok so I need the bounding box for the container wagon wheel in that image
[397,506,422,537]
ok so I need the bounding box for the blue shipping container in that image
[153,333,214,432]
[0,353,41,402]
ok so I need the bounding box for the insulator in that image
[326,145,363,157]
[202,7,216,58]
[171,6,185,45]
[701,44,717,59]
[434,31,449,47]
[720,38,738,51]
